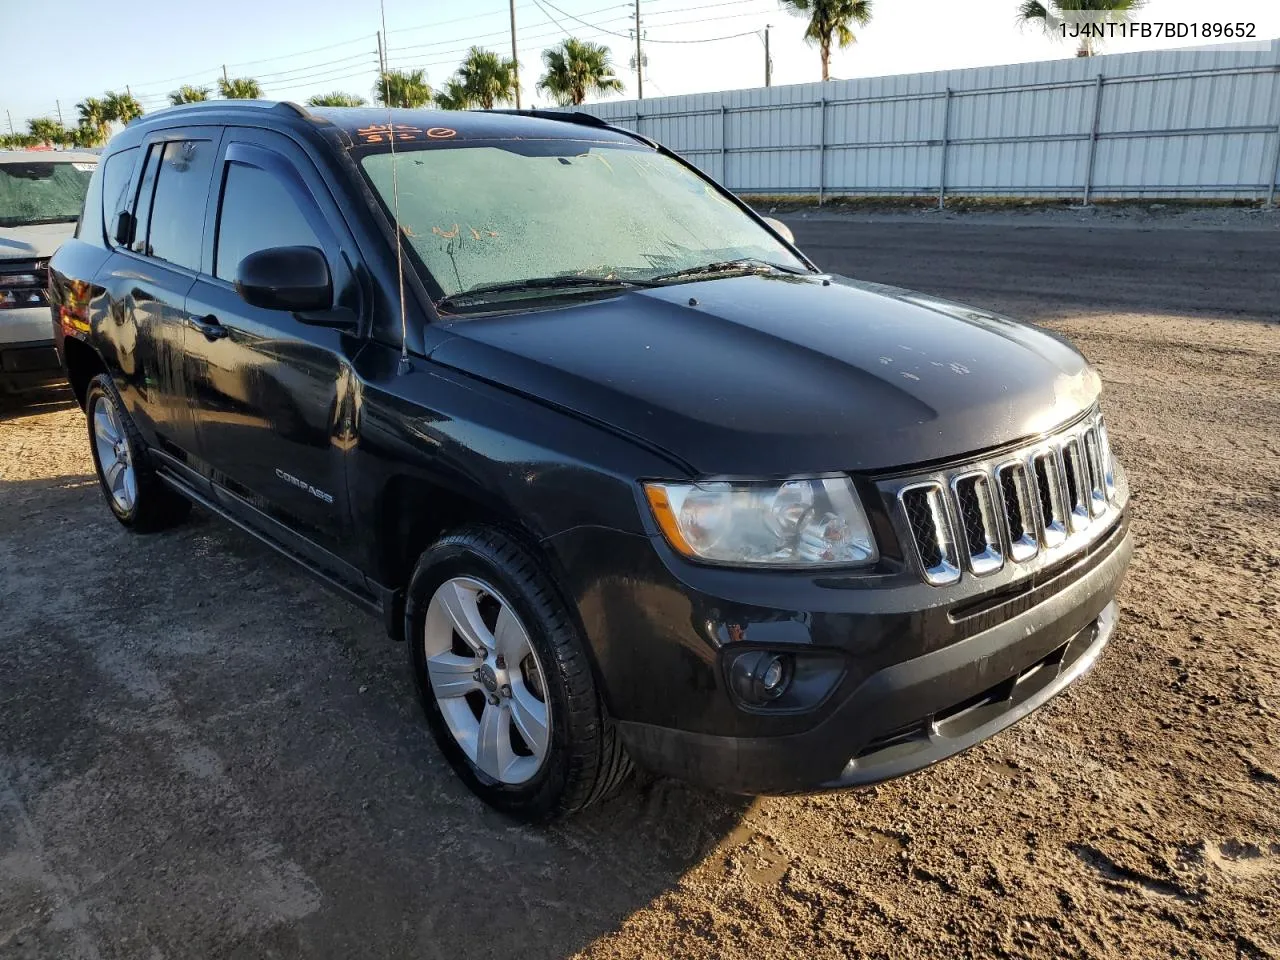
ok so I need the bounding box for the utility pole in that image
[510,0,521,109]
[222,64,229,87]
[764,25,772,87]
[634,0,644,100]
[56,100,63,125]
[126,85,132,99]
[5,110,12,135]
[377,31,386,76]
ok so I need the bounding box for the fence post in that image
[1082,73,1104,206]
[1268,115,1280,206]
[937,87,952,210]
[720,104,729,186]
[817,95,827,206]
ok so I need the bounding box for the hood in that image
[0,221,77,261]
[430,273,1100,476]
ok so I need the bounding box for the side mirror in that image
[235,245,333,313]
[113,211,135,246]
[763,216,795,245]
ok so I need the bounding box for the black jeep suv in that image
[49,102,1132,821]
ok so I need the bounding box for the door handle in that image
[190,314,229,341]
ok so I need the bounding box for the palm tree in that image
[307,92,367,107]
[374,69,433,108]
[27,119,65,147]
[104,90,144,125]
[169,84,210,105]
[778,0,873,82]
[70,125,100,148]
[538,38,623,106]
[76,97,111,145]
[1016,0,1145,56]
[457,47,518,110]
[433,79,475,111]
[218,77,263,99]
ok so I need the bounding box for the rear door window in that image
[146,140,216,271]
[214,161,322,280]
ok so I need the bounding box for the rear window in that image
[0,160,96,229]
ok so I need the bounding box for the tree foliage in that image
[307,92,367,107]
[374,69,433,108]
[76,97,111,145]
[169,85,210,105]
[27,119,67,147]
[1016,0,1145,56]
[432,79,474,110]
[537,39,623,106]
[218,76,263,99]
[456,47,519,110]
[104,90,143,124]
[778,0,873,81]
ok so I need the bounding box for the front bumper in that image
[548,501,1132,795]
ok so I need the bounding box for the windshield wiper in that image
[649,258,805,284]
[438,275,655,309]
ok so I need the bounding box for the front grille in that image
[899,482,959,585]
[951,472,1003,575]
[891,409,1120,586]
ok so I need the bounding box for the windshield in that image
[0,160,95,228]
[359,140,806,302]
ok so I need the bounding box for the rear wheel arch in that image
[63,337,107,410]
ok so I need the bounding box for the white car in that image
[0,150,97,394]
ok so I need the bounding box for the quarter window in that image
[99,147,138,247]
[147,140,215,270]
[215,161,322,280]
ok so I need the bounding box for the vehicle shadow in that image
[0,470,757,959]
[0,386,76,423]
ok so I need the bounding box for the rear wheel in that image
[407,527,632,821]
[85,374,191,531]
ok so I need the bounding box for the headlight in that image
[644,477,878,567]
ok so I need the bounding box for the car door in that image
[184,128,364,577]
[96,130,221,459]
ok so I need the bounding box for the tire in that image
[406,526,632,822]
[85,374,191,532]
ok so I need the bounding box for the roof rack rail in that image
[482,109,612,130]
[127,100,311,127]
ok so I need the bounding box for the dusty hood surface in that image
[431,273,1100,476]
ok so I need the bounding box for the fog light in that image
[730,650,793,705]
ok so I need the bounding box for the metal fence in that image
[578,40,1280,204]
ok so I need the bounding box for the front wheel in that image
[407,527,632,821]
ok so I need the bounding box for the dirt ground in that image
[1,215,1277,959]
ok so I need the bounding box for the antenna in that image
[380,0,411,376]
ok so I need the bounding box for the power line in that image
[537,0,767,44]
[224,34,374,70]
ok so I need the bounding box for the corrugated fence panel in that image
[577,39,1280,201]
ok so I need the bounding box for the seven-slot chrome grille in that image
[894,410,1119,586]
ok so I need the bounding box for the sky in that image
[3,0,1277,131]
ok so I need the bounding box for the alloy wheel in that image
[422,576,551,784]
[92,395,136,513]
